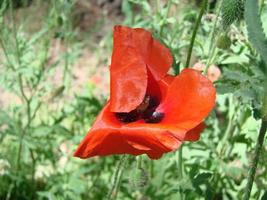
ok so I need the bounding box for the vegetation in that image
[0,0,267,199]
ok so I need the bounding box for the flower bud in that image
[221,0,244,28]
[216,34,231,50]
[130,168,149,189]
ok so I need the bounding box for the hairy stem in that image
[185,0,208,68]
[8,1,31,171]
[113,161,127,199]
[107,155,128,200]
[159,0,173,37]
[30,149,36,200]
[176,145,184,200]
[243,120,267,200]
[178,146,183,179]
[137,156,142,169]
[204,0,223,74]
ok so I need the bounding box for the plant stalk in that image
[243,120,267,200]
[137,156,142,169]
[204,0,223,74]
[159,0,173,37]
[178,145,183,179]
[185,0,208,68]
[176,145,184,200]
[260,0,265,15]
[107,155,128,200]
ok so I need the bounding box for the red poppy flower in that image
[74,26,216,159]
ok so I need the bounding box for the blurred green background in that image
[0,0,267,199]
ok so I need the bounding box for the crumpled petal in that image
[73,102,184,160]
[74,69,215,159]
[110,26,173,113]
[74,70,215,160]
[157,68,216,131]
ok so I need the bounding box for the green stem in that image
[243,120,267,200]
[185,0,208,68]
[113,161,127,200]
[205,48,218,74]
[159,0,173,37]
[137,156,142,169]
[178,145,183,179]
[107,155,127,200]
[9,1,32,171]
[176,145,184,199]
[208,0,223,52]
[29,149,36,200]
[211,172,220,198]
[218,96,236,157]
[204,0,223,74]
[150,160,154,178]
[260,0,265,15]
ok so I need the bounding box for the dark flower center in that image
[115,95,164,124]
[115,111,139,123]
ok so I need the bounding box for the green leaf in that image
[261,191,267,200]
[176,176,194,191]
[122,0,133,25]
[245,0,267,64]
[193,172,213,185]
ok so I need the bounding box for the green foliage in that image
[244,0,267,119]
[0,0,32,9]
[244,0,267,64]
[216,60,265,115]
[0,0,267,200]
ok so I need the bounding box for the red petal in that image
[157,74,175,100]
[74,102,184,160]
[161,74,175,85]
[110,56,148,112]
[157,69,216,130]
[110,26,173,112]
[146,73,175,104]
[147,39,173,80]
[184,123,205,141]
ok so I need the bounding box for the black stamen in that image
[144,111,164,123]
[115,110,139,123]
[147,96,159,109]
[115,95,164,124]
